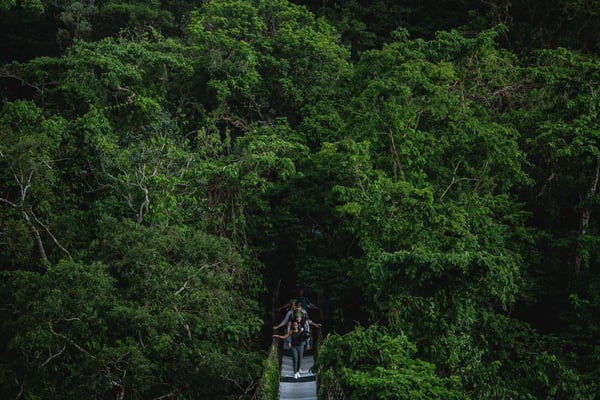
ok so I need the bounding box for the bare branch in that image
[14,377,24,399]
[535,173,554,199]
[138,185,149,224]
[0,68,53,93]
[388,127,404,182]
[22,210,48,264]
[174,281,188,295]
[49,323,95,358]
[440,161,477,200]
[105,171,150,223]
[110,381,126,400]
[40,344,67,367]
[0,197,17,208]
[31,209,73,261]
[151,386,184,400]
[219,373,245,392]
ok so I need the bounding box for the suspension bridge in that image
[278,344,317,400]
[251,285,348,400]
[252,326,348,400]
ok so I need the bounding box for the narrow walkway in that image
[278,347,317,400]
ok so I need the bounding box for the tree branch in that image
[40,344,67,367]
[439,161,477,200]
[49,322,95,358]
[0,197,17,208]
[151,386,184,400]
[22,210,48,264]
[174,281,188,295]
[30,209,72,261]
[14,377,24,399]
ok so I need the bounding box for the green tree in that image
[317,326,468,400]
[312,28,592,399]
[0,22,271,399]
[187,0,350,140]
[504,47,600,393]
[0,100,70,268]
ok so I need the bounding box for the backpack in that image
[299,330,310,340]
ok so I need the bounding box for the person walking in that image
[273,320,307,379]
[273,301,308,332]
[296,287,319,312]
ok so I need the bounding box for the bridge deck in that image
[278,348,317,400]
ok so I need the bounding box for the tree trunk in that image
[574,159,600,273]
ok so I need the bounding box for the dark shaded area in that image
[0,7,60,64]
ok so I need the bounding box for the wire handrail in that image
[251,336,280,400]
[258,283,348,400]
[320,369,348,400]
[314,327,348,400]
[253,281,284,400]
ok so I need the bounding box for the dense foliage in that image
[1,0,599,399]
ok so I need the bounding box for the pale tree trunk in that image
[574,159,600,274]
[22,209,49,264]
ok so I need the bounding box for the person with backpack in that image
[295,287,319,313]
[273,319,309,379]
[273,300,308,332]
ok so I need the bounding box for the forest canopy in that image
[1,0,599,399]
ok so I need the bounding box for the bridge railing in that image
[318,369,349,400]
[252,336,281,400]
[314,327,349,400]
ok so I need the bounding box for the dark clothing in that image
[296,296,312,310]
[290,331,305,347]
[290,332,305,373]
